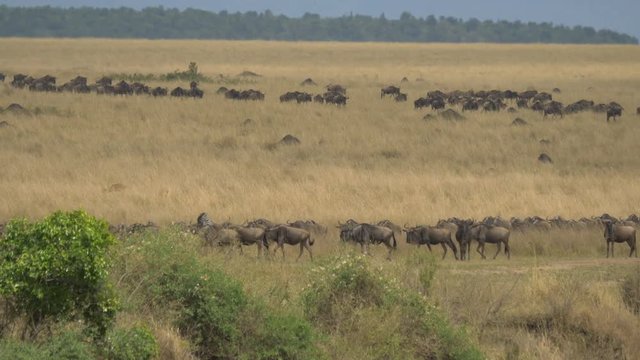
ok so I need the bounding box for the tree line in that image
[0,6,637,44]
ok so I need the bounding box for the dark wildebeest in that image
[326,84,346,95]
[246,218,276,229]
[414,97,431,109]
[606,105,622,122]
[603,221,637,258]
[151,87,168,97]
[344,223,397,260]
[189,81,204,98]
[0,73,5,82]
[171,87,187,97]
[462,100,479,112]
[543,101,564,118]
[636,106,640,115]
[264,225,314,260]
[394,93,407,102]
[381,86,401,98]
[230,225,268,257]
[431,98,446,111]
[460,223,511,259]
[288,219,327,235]
[403,225,458,260]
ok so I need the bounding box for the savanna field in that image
[0,39,639,359]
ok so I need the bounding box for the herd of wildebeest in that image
[1,72,638,121]
[58,212,636,262]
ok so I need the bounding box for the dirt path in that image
[448,257,640,275]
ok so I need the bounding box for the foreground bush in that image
[127,232,320,360]
[106,325,158,360]
[0,210,118,339]
[0,331,95,360]
[301,254,484,360]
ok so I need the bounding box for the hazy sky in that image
[2,0,639,39]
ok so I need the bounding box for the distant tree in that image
[0,5,635,44]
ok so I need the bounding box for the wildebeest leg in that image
[504,241,511,259]
[257,242,263,258]
[385,242,393,261]
[440,243,447,259]
[611,242,614,258]
[467,242,472,260]
[477,242,486,259]
[606,241,610,258]
[304,241,313,260]
[297,242,305,261]
[493,243,501,259]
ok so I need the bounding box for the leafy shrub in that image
[238,302,321,360]
[621,269,640,314]
[43,330,95,360]
[106,326,158,360]
[155,262,247,359]
[0,210,118,339]
[0,339,47,360]
[301,254,484,360]
[301,254,393,329]
[0,331,94,360]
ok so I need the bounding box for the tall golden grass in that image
[1,39,640,226]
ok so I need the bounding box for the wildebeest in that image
[462,100,479,112]
[603,221,637,258]
[381,85,401,98]
[606,104,622,121]
[280,91,312,103]
[339,222,397,260]
[431,98,446,111]
[326,84,346,95]
[414,97,431,109]
[459,223,511,259]
[403,225,458,260]
[264,225,314,260]
[230,225,268,257]
[189,81,203,98]
[543,101,564,118]
[323,91,347,106]
[636,106,640,115]
[288,219,327,235]
[151,87,168,97]
[246,218,276,229]
[171,87,187,97]
[394,93,407,102]
[0,73,5,82]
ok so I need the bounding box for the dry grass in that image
[1,39,640,359]
[1,39,640,225]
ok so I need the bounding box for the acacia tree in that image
[0,210,118,339]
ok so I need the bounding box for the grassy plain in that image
[0,39,639,359]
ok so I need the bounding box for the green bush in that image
[301,254,393,329]
[621,269,640,314]
[238,302,321,360]
[301,254,484,360]
[0,210,118,339]
[43,330,95,360]
[155,262,247,359]
[106,326,158,360]
[0,339,47,360]
[0,331,95,360]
